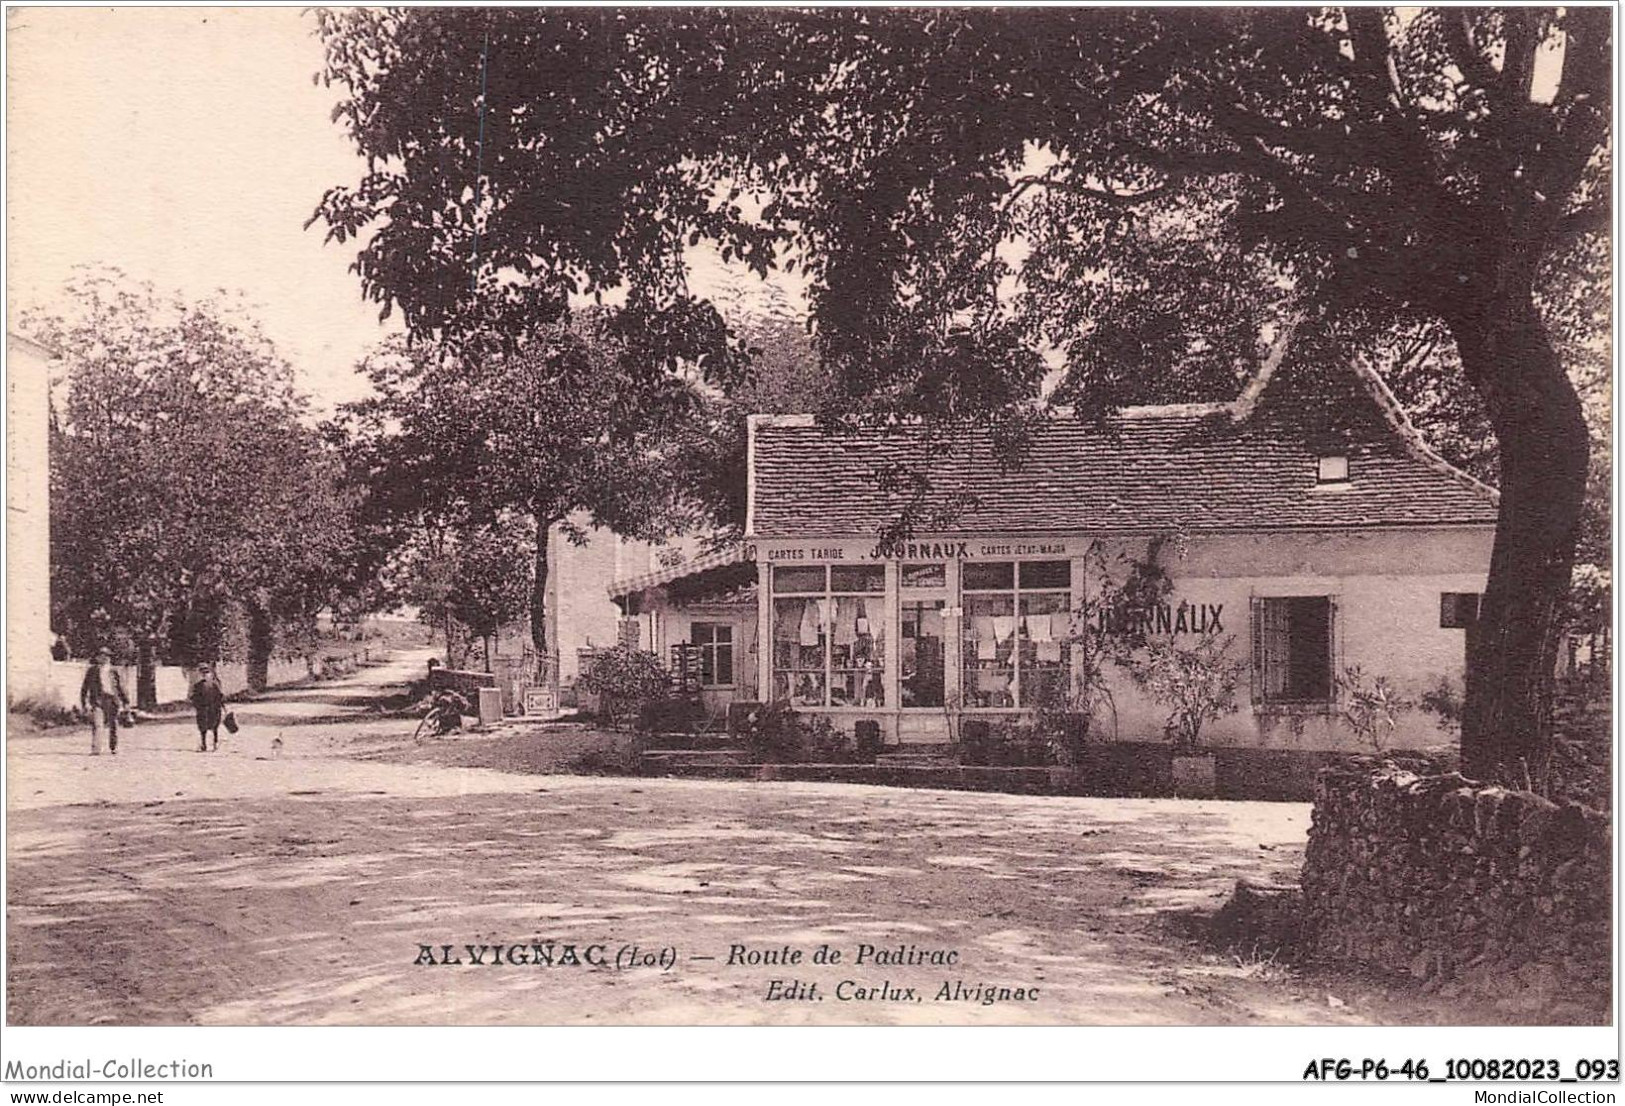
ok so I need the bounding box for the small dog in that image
[271,734,284,758]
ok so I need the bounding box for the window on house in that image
[1253,596,1334,704]
[961,560,1072,709]
[1317,455,1350,483]
[691,623,734,687]
[1440,592,1481,629]
[770,564,885,707]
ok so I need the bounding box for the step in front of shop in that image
[634,743,1356,800]
[640,748,752,769]
[874,746,960,769]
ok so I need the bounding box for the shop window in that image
[963,561,1015,590]
[831,565,885,593]
[1440,592,1481,629]
[773,566,826,594]
[962,560,1071,709]
[771,565,885,707]
[1253,596,1335,704]
[1317,455,1350,483]
[691,623,734,687]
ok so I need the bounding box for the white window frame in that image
[961,560,1072,712]
[690,622,735,689]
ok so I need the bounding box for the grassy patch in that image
[8,697,80,730]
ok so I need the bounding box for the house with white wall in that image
[621,358,1497,755]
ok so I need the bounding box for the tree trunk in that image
[246,601,273,693]
[531,515,554,688]
[136,634,158,710]
[483,634,493,674]
[1450,298,1589,789]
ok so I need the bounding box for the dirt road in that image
[7,651,1411,1026]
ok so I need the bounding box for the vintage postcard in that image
[3,4,1615,1089]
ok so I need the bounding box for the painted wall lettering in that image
[1096,602,1225,637]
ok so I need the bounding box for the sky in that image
[7,8,395,410]
[5,7,807,415]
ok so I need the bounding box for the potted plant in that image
[1123,631,1244,797]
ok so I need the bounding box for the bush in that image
[963,719,1055,767]
[9,697,81,729]
[1121,632,1244,752]
[738,701,863,763]
[635,696,707,734]
[1335,665,1413,752]
[1417,675,1463,737]
[801,714,860,762]
[564,746,638,775]
[576,645,668,728]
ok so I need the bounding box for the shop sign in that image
[762,539,1078,562]
[523,686,559,715]
[869,539,1072,560]
[870,540,970,560]
[766,546,848,562]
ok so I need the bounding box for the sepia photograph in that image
[2,2,1616,1087]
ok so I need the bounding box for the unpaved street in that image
[10,651,1398,1026]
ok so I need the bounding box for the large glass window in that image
[961,560,1072,709]
[691,622,734,687]
[772,565,886,707]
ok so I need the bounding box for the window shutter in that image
[1249,597,1264,704]
[1325,595,1340,702]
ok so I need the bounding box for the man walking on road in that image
[80,648,129,756]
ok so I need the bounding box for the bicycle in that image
[412,690,470,742]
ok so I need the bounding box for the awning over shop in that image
[607,544,752,599]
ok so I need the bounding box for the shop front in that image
[756,539,1094,743]
[750,528,1494,751]
[744,363,1501,754]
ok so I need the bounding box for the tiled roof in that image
[748,363,1499,539]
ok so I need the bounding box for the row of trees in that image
[309,7,1610,787]
[32,266,820,698]
[32,270,365,705]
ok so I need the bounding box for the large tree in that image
[336,321,717,680]
[312,9,1610,786]
[33,269,360,701]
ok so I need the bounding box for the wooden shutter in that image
[1325,596,1339,703]
[1251,598,1292,702]
[1249,597,1264,704]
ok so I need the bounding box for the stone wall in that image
[427,667,497,702]
[1303,767,1610,1020]
[27,646,374,711]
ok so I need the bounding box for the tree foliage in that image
[399,514,533,668]
[312,9,1611,785]
[335,319,713,672]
